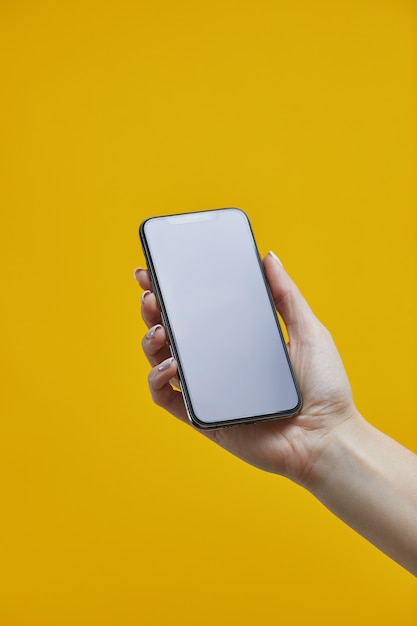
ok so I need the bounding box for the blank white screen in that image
[143,209,300,425]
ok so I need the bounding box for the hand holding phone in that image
[136,246,356,474]
[136,244,417,577]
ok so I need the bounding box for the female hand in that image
[134,252,358,487]
[135,254,417,575]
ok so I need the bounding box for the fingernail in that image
[141,289,151,304]
[146,324,162,339]
[158,357,174,371]
[269,250,283,267]
[133,267,145,281]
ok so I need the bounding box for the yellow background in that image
[1,1,416,624]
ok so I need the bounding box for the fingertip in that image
[147,357,186,420]
[268,250,283,267]
[158,356,175,372]
[141,289,152,305]
[263,252,312,331]
[263,251,288,285]
[149,357,178,393]
[140,289,162,329]
[133,267,152,290]
[133,267,144,281]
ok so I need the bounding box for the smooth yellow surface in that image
[1,1,416,624]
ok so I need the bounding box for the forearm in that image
[308,410,417,576]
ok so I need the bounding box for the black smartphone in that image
[139,208,302,429]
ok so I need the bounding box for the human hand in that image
[134,253,357,488]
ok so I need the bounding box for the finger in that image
[148,358,188,422]
[133,267,152,291]
[142,323,171,367]
[142,324,180,387]
[141,290,162,329]
[263,252,318,338]
[134,267,162,329]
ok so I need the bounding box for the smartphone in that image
[139,208,302,429]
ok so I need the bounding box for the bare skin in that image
[135,252,417,576]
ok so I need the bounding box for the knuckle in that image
[147,368,157,388]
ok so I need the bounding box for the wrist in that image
[302,408,367,496]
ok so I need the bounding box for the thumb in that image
[263,252,317,338]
